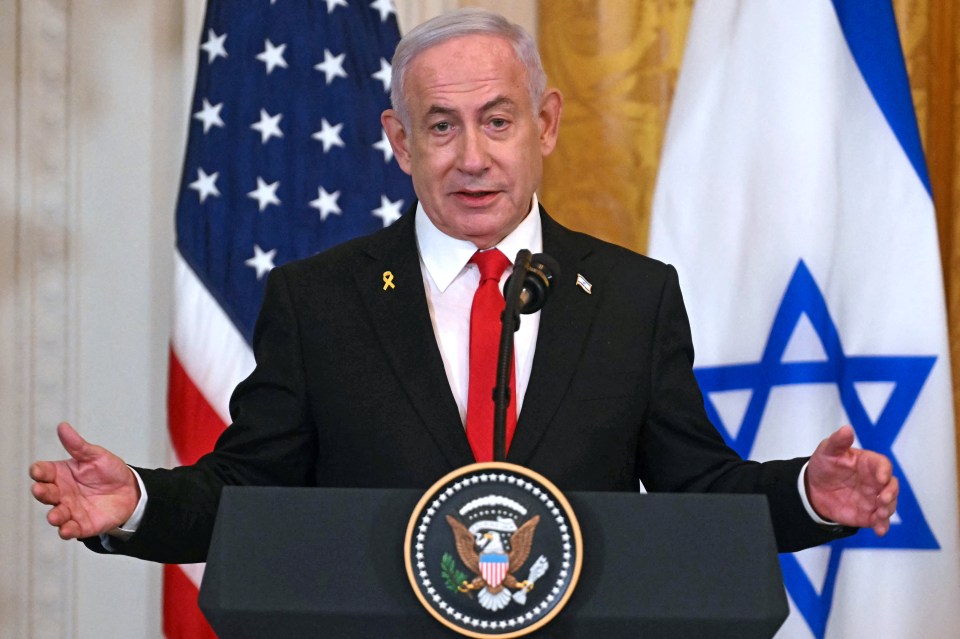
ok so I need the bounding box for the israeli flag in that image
[650,1,960,637]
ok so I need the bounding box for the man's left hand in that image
[806,425,899,536]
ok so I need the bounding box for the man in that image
[30,9,897,563]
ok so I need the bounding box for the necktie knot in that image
[470,249,510,283]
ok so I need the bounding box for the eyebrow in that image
[424,96,517,120]
[479,96,516,113]
[425,104,457,119]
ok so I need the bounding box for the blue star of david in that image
[694,260,938,639]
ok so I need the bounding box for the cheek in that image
[416,155,456,189]
[517,147,543,187]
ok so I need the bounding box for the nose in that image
[458,126,489,175]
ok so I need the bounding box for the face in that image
[382,34,562,249]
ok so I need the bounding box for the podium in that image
[199,487,788,638]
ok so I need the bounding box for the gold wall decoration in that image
[898,1,960,496]
[538,0,694,254]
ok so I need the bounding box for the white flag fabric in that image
[650,1,960,637]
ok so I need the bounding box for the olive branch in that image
[441,552,469,593]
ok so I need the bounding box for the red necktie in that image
[466,249,517,462]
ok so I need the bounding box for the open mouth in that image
[454,190,499,204]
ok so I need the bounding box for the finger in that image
[851,453,891,492]
[870,477,899,536]
[29,460,56,483]
[872,496,894,535]
[56,422,99,463]
[877,476,899,513]
[857,449,892,483]
[873,454,893,484]
[47,503,72,527]
[31,481,61,506]
[819,425,855,457]
[58,520,82,540]
[873,496,897,520]
[858,456,896,499]
[879,474,899,499]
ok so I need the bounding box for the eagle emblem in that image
[405,463,581,637]
[444,496,549,611]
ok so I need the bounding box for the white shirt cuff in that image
[798,461,838,525]
[100,467,148,549]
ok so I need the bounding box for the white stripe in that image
[179,563,206,590]
[171,250,256,427]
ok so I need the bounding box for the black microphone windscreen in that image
[518,253,560,314]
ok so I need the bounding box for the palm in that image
[30,423,139,540]
[52,455,136,535]
[806,426,899,536]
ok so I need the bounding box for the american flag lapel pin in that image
[576,273,592,294]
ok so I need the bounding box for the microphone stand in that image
[493,249,531,462]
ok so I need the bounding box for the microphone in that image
[511,253,561,314]
[492,250,560,461]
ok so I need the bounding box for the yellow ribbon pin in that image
[382,271,395,291]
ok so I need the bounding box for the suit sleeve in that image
[639,265,854,552]
[83,266,319,563]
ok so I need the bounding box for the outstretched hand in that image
[29,422,140,540]
[806,425,899,536]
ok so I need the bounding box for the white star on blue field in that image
[694,260,938,639]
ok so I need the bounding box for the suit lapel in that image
[353,211,475,469]
[507,211,599,465]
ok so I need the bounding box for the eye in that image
[432,121,452,133]
[489,118,508,129]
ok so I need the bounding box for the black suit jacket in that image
[89,207,850,562]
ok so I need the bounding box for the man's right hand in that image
[29,422,140,540]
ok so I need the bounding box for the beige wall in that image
[1,1,188,636]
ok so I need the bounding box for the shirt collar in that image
[415,194,543,293]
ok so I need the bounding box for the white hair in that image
[390,8,547,127]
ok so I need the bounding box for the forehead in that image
[404,34,528,110]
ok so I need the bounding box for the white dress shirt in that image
[415,195,542,424]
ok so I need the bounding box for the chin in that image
[460,222,509,245]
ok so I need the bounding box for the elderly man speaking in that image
[31,9,896,564]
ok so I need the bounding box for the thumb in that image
[56,422,99,463]
[818,425,855,458]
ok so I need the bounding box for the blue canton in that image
[694,260,938,638]
[175,0,414,345]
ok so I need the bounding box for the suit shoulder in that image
[551,220,676,282]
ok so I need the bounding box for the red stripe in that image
[167,347,228,466]
[165,348,228,636]
[163,565,217,639]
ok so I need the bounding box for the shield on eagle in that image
[479,553,508,588]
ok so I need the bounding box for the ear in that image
[537,88,563,157]
[381,109,412,175]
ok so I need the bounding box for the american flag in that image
[166,0,412,636]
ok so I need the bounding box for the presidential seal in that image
[404,462,583,638]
